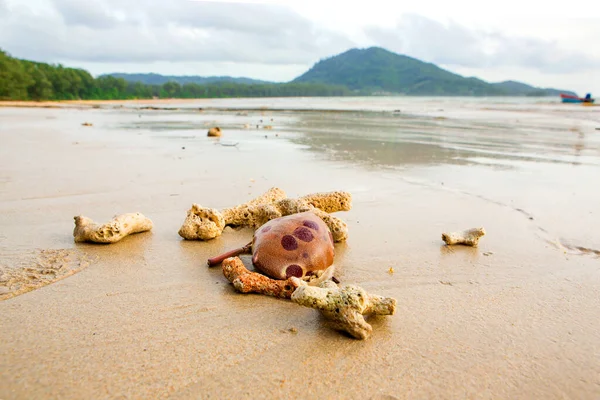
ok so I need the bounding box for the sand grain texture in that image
[0,249,94,301]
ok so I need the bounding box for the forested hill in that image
[104,73,272,85]
[0,49,351,100]
[293,47,501,95]
[490,80,576,97]
[293,47,573,96]
[0,47,576,101]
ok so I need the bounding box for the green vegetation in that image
[490,80,576,97]
[0,47,574,101]
[105,73,271,85]
[293,47,574,96]
[0,49,352,101]
[293,47,505,95]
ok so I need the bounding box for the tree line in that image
[0,49,354,101]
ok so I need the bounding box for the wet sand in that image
[1,99,599,399]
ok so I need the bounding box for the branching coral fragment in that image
[178,187,351,242]
[73,213,153,243]
[299,191,352,213]
[221,257,299,298]
[290,280,397,340]
[220,187,287,227]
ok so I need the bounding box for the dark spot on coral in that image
[286,264,303,278]
[293,226,314,242]
[261,226,272,233]
[281,235,298,251]
[284,285,291,291]
[303,220,319,231]
[335,308,340,313]
[302,252,309,259]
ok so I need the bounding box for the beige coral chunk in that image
[207,127,222,137]
[311,209,348,242]
[299,191,352,213]
[238,197,350,242]
[73,212,153,244]
[291,280,397,340]
[179,187,351,242]
[236,199,309,229]
[441,227,486,247]
[178,204,225,240]
[221,187,287,227]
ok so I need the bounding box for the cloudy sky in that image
[1,0,599,94]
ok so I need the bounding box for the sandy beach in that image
[1,97,599,399]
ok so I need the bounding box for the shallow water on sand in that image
[1,97,599,294]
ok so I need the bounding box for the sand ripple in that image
[0,249,94,301]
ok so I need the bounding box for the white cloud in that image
[53,0,119,29]
[364,14,600,73]
[0,0,599,93]
[0,0,354,64]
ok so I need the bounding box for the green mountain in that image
[0,46,578,101]
[491,80,576,97]
[104,73,272,86]
[111,65,575,97]
[293,47,571,96]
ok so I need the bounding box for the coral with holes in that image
[222,256,300,298]
[290,279,397,340]
[73,213,153,243]
[177,205,225,241]
[178,187,351,242]
[220,187,287,226]
[441,227,486,247]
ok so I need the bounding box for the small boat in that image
[560,93,595,104]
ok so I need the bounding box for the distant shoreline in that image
[0,99,400,115]
[0,95,565,110]
[0,99,192,109]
